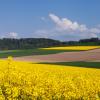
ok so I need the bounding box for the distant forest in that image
[0,38,100,50]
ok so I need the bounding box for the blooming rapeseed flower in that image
[0,59,99,99]
[41,46,100,50]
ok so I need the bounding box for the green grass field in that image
[0,49,82,58]
[40,62,100,69]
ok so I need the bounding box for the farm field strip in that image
[0,46,100,58]
[0,48,83,58]
[42,46,100,50]
[14,48,100,63]
[40,61,100,69]
[0,58,100,99]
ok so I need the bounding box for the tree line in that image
[0,38,100,50]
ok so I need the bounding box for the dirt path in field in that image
[11,48,100,62]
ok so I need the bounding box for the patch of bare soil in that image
[8,48,100,62]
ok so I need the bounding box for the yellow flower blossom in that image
[0,59,99,99]
[41,46,100,50]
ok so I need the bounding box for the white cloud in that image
[48,13,100,40]
[33,13,100,41]
[90,28,100,33]
[33,28,99,41]
[1,32,18,38]
[49,13,88,32]
[8,32,18,38]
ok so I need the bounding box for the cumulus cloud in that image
[49,13,100,39]
[90,28,100,33]
[1,32,18,38]
[34,13,100,41]
[49,13,88,32]
[8,32,18,38]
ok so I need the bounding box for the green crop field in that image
[0,49,83,58]
[40,62,100,69]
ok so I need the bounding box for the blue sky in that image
[0,0,100,41]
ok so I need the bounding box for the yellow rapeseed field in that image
[0,57,100,99]
[41,46,100,50]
